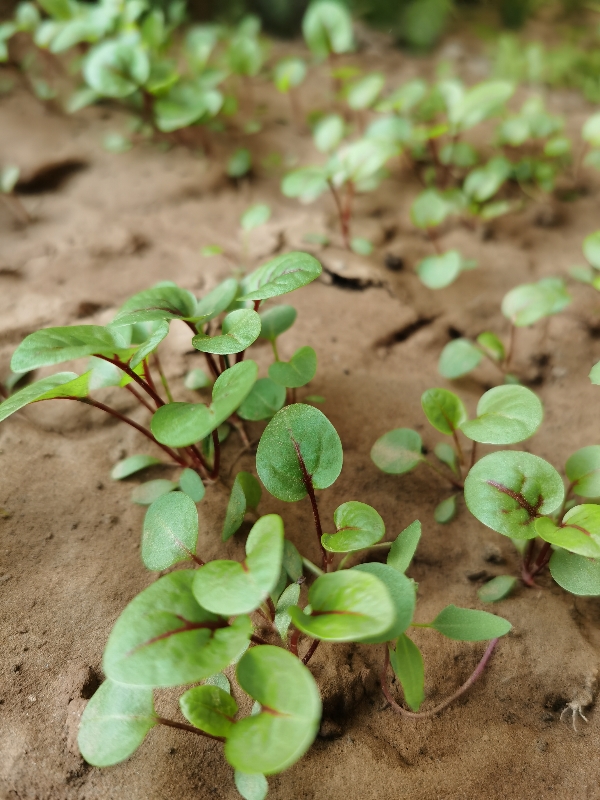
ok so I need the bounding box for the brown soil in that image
[2,32,600,800]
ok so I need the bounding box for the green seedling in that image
[302,1,354,61]
[0,251,322,498]
[570,229,600,288]
[79,403,511,798]
[0,164,30,224]
[438,277,571,380]
[372,384,544,522]
[273,57,306,127]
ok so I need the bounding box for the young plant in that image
[438,277,571,381]
[78,403,512,798]
[273,56,307,127]
[371,384,545,523]
[570,229,600,289]
[0,251,322,498]
[302,0,354,62]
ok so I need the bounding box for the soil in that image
[2,29,600,800]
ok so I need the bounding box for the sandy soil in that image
[2,32,600,800]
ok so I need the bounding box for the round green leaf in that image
[410,189,449,229]
[275,582,301,639]
[103,571,252,687]
[282,540,303,581]
[549,549,600,596]
[179,685,238,738]
[83,38,149,98]
[256,404,343,502]
[211,360,258,423]
[274,57,306,93]
[451,80,514,131]
[288,570,395,642]
[179,468,206,502]
[434,494,457,524]
[192,309,261,355]
[234,771,268,800]
[463,157,511,202]
[142,491,199,571]
[111,455,162,480]
[131,479,177,505]
[321,501,385,553]
[566,446,600,497]
[501,278,571,327]
[347,73,385,111]
[238,378,286,421]
[313,114,345,153]
[370,428,422,475]
[193,515,284,615]
[350,237,373,256]
[302,0,353,58]
[184,368,212,390]
[268,346,316,388]
[78,680,156,767]
[241,204,271,232]
[11,326,118,372]
[476,331,505,362]
[222,471,262,542]
[434,442,459,474]
[259,305,297,341]
[416,250,463,290]
[438,338,483,379]
[240,252,322,301]
[430,605,512,641]
[281,167,329,203]
[352,563,416,643]
[129,321,170,370]
[477,575,518,604]
[195,278,240,323]
[112,285,197,327]
[535,505,600,559]
[460,385,543,445]
[421,388,468,435]
[225,645,321,775]
[151,402,213,448]
[464,451,564,539]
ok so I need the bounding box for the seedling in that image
[570,229,600,288]
[273,57,307,127]
[78,403,511,798]
[438,277,571,380]
[0,251,322,498]
[302,1,354,62]
[371,383,544,524]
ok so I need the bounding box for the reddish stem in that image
[156,717,224,742]
[381,638,500,720]
[289,628,300,657]
[302,639,320,665]
[124,383,155,412]
[96,355,164,408]
[327,179,350,249]
[290,435,328,571]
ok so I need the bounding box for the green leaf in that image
[463,156,511,202]
[566,446,600,498]
[193,309,261,355]
[549,549,600,596]
[535,506,600,559]
[227,148,252,178]
[582,113,600,147]
[113,285,197,326]
[222,471,262,542]
[416,250,464,290]
[464,451,564,539]
[241,204,271,232]
[501,277,571,327]
[282,540,303,581]
[225,645,321,775]
[389,635,424,712]
[476,332,505,362]
[0,372,86,422]
[179,685,238,738]
[195,278,240,322]
[281,167,329,203]
[387,520,421,573]
[274,57,306,93]
[129,321,169,369]
[450,80,513,131]
[477,575,518,604]
[154,83,221,132]
[78,680,156,767]
[438,338,483,379]
[313,114,345,153]
[152,361,258,447]
[421,388,468,435]
[289,570,395,642]
[84,38,150,99]
[238,378,286,421]
[302,0,353,58]
[256,404,343,502]
[240,252,322,301]
[430,605,511,641]
[234,771,268,800]
[275,582,301,639]
[179,468,206,502]
[321,501,385,553]
[434,495,457,524]
[434,442,459,474]
[410,189,449,229]
[590,361,600,385]
[103,571,252,686]
[268,346,316,388]
[111,455,162,480]
[583,231,600,270]
[370,428,422,475]
[193,515,284,615]
[350,237,373,256]
[11,326,118,372]
[131,479,177,505]
[259,305,297,341]
[184,368,212,390]
[347,73,385,111]
[142,492,199,570]
[351,563,416,643]
[0,164,19,193]
[460,385,543,445]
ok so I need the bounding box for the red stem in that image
[96,355,164,408]
[302,639,320,665]
[156,717,224,742]
[124,383,155,412]
[290,435,328,571]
